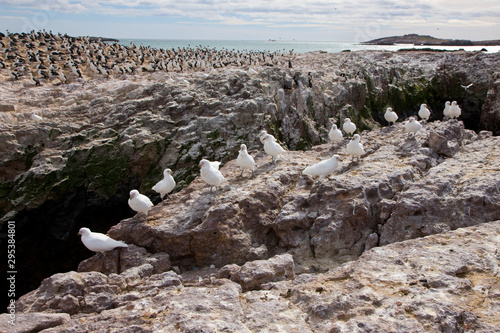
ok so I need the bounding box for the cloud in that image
[0,0,498,40]
[1,0,499,24]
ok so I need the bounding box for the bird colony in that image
[0,32,463,254]
[0,30,292,85]
[76,97,461,252]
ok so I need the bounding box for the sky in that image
[0,0,499,42]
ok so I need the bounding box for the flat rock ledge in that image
[7,221,500,332]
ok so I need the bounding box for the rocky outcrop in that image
[480,74,500,135]
[218,254,295,291]
[11,221,500,332]
[1,49,500,315]
[380,129,500,245]
[8,116,499,331]
[77,244,171,275]
[0,313,70,333]
[2,51,500,221]
[100,120,499,275]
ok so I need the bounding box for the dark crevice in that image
[0,186,134,311]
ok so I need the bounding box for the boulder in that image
[219,253,295,291]
[77,244,171,275]
[0,313,70,333]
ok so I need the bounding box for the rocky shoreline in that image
[0,32,499,332]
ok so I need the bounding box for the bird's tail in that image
[116,240,128,248]
[302,166,314,175]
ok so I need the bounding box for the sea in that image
[116,39,500,54]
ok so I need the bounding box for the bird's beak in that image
[77,230,82,236]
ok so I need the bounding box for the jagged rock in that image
[14,222,500,332]
[3,49,500,328]
[380,129,500,245]
[280,221,500,332]
[427,119,469,157]
[106,120,499,275]
[0,312,70,333]
[16,267,183,316]
[77,244,171,275]
[480,75,500,135]
[0,104,15,112]
[219,253,295,291]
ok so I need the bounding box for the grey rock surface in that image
[14,221,500,332]
[2,42,500,332]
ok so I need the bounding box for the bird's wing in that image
[210,161,221,169]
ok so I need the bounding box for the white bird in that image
[443,101,452,119]
[346,134,365,162]
[328,124,343,144]
[152,168,176,200]
[31,111,43,121]
[78,227,128,253]
[128,189,153,217]
[461,83,473,89]
[209,161,222,169]
[199,159,225,193]
[418,103,431,122]
[384,107,398,126]
[449,101,461,119]
[303,154,341,183]
[259,130,272,144]
[263,134,286,163]
[404,117,422,137]
[343,118,356,136]
[237,144,255,177]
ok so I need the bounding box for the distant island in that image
[88,36,119,43]
[363,33,500,46]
